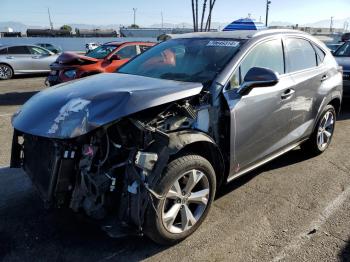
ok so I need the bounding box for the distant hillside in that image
[304,17,350,29]
[1,17,349,34]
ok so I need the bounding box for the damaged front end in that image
[10,82,221,237]
[11,118,170,236]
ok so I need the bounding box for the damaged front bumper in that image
[10,121,171,236]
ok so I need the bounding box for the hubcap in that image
[0,65,12,79]
[317,111,335,150]
[162,169,210,234]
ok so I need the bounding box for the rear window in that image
[285,38,317,72]
[7,46,31,55]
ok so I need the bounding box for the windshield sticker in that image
[206,40,240,47]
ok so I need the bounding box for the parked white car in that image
[85,42,99,53]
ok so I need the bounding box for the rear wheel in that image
[0,64,13,80]
[145,154,216,245]
[301,105,336,155]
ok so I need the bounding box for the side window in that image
[240,39,284,80]
[229,68,241,89]
[139,45,151,53]
[0,48,7,55]
[284,38,317,72]
[7,46,31,55]
[313,44,325,65]
[29,46,50,55]
[116,45,137,59]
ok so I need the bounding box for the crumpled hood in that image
[335,56,350,71]
[12,73,203,139]
[53,52,99,66]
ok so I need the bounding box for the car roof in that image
[102,41,155,46]
[171,29,310,40]
[0,44,46,48]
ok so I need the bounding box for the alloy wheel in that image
[0,65,13,80]
[162,169,210,234]
[317,111,335,151]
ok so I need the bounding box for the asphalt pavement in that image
[0,76,349,261]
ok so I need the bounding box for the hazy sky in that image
[1,0,350,26]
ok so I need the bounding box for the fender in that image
[168,130,219,154]
[167,130,226,186]
[313,91,342,133]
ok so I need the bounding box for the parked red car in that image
[46,41,155,86]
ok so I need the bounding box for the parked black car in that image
[341,33,350,43]
[333,41,350,97]
[11,30,342,244]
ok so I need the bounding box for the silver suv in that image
[11,30,343,244]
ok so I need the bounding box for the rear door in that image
[223,38,296,176]
[6,46,33,73]
[283,37,328,140]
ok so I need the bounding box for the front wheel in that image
[301,104,336,155]
[145,154,216,245]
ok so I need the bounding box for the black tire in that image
[144,154,216,245]
[0,64,13,80]
[300,104,336,156]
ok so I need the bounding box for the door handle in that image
[6,56,14,59]
[32,56,41,59]
[321,75,329,82]
[281,89,295,99]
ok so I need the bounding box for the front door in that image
[223,38,296,177]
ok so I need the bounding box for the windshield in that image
[86,45,116,59]
[334,42,350,57]
[118,38,243,83]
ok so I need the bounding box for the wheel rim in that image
[161,169,210,234]
[0,65,12,79]
[317,111,335,150]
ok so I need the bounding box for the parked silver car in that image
[0,45,59,80]
[11,30,343,244]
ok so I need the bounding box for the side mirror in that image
[109,54,121,60]
[238,67,279,96]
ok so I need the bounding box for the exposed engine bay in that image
[11,94,218,236]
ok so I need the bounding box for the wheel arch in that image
[328,96,341,116]
[168,131,226,188]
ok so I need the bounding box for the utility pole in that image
[133,8,137,26]
[191,0,196,32]
[47,8,53,30]
[330,16,334,34]
[265,0,271,27]
[195,0,198,32]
